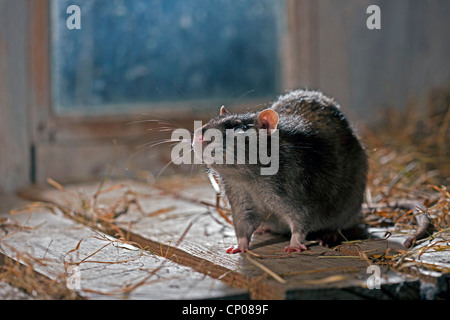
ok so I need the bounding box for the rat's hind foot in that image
[284,231,307,253]
[319,231,344,248]
[283,244,307,253]
[254,226,271,234]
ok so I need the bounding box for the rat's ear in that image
[257,109,279,135]
[220,105,230,115]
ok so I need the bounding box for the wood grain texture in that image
[0,197,247,300]
[18,179,446,299]
[315,0,450,122]
[0,0,31,194]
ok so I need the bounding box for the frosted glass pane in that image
[50,0,283,115]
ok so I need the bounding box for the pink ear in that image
[220,105,230,115]
[257,109,279,135]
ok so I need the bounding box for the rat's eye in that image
[224,119,254,131]
[239,123,255,131]
[233,124,249,133]
[234,124,256,134]
[235,127,245,134]
[225,120,242,130]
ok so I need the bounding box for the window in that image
[50,0,284,116]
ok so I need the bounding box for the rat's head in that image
[193,106,280,176]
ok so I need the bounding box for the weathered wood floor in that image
[0,179,448,299]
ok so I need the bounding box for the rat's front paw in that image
[226,246,246,254]
[226,237,249,254]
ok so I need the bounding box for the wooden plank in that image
[314,0,450,122]
[283,0,318,90]
[28,0,52,145]
[0,197,247,300]
[0,0,31,194]
[18,179,449,299]
[35,143,173,185]
[0,282,33,300]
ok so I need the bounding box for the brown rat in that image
[193,89,368,253]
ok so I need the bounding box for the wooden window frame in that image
[27,0,316,185]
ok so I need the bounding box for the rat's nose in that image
[192,127,205,162]
[192,128,204,147]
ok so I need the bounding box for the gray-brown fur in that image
[196,89,368,253]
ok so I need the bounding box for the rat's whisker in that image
[139,113,187,129]
[154,148,193,182]
[136,139,179,150]
[129,139,182,159]
[126,119,180,128]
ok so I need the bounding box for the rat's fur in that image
[196,89,368,252]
